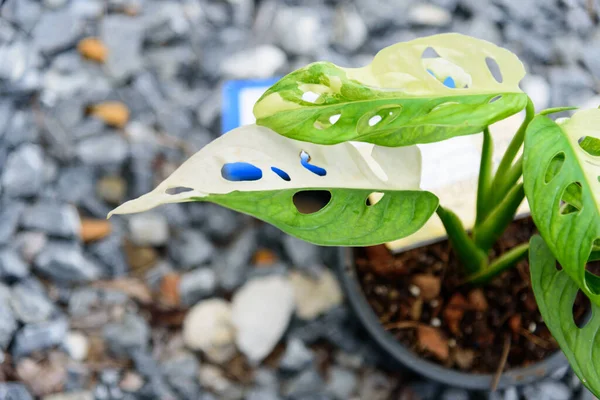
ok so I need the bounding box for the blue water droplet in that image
[221,162,262,181]
[443,76,456,88]
[271,166,291,181]
[300,151,327,176]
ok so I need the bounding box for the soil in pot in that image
[355,217,591,374]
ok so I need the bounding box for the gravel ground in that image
[0,0,599,399]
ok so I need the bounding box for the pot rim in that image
[336,247,567,391]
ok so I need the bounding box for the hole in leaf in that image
[301,91,320,103]
[356,105,402,134]
[368,115,382,126]
[271,166,290,181]
[421,47,441,59]
[166,186,193,195]
[300,150,327,176]
[572,289,591,328]
[555,261,563,271]
[221,162,263,181]
[489,95,502,103]
[443,76,456,88]
[578,136,600,157]
[366,192,384,206]
[293,190,332,214]
[485,57,503,83]
[559,182,582,215]
[313,113,341,130]
[544,152,565,184]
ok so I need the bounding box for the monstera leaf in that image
[109,124,439,246]
[529,235,600,397]
[524,109,600,305]
[253,33,527,147]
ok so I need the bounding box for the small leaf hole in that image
[421,47,441,59]
[544,152,565,184]
[166,186,193,195]
[293,190,332,214]
[271,166,291,181]
[572,289,591,328]
[368,115,382,126]
[578,136,600,157]
[555,261,563,271]
[559,182,583,215]
[366,192,384,206]
[489,95,502,103]
[301,91,320,103]
[221,162,263,182]
[314,113,341,130]
[485,57,503,83]
[300,150,327,176]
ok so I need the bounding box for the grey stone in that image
[103,313,150,357]
[14,231,48,264]
[3,0,42,32]
[279,338,314,372]
[56,166,95,204]
[537,381,571,400]
[0,41,39,87]
[275,7,326,56]
[0,247,29,281]
[3,110,39,148]
[246,388,281,400]
[179,268,217,306]
[283,235,322,275]
[221,45,286,79]
[12,317,68,357]
[161,352,201,400]
[254,368,279,390]
[32,8,82,53]
[101,16,144,81]
[128,213,169,246]
[35,241,102,283]
[76,134,129,166]
[21,201,80,238]
[217,228,256,291]
[68,288,100,317]
[325,367,357,400]
[549,66,596,106]
[2,144,45,198]
[0,284,17,350]
[169,230,214,270]
[358,370,396,400]
[0,383,33,400]
[331,4,367,52]
[10,283,55,323]
[88,234,129,278]
[283,368,324,398]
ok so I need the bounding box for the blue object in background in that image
[221,78,281,181]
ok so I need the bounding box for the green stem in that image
[493,156,523,205]
[473,183,525,252]
[476,127,494,226]
[492,98,534,194]
[436,206,488,275]
[467,243,529,284]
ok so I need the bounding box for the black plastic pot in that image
[336,247,568,391]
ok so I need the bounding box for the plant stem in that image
[492,98,534,197]
[539,106,578,116]
[493,156,523,205]
[436,206,487,275]
[476,127,494,226]
[466,243,529,284]
[473,183,525,252]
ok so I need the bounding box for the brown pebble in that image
[443,293,468,336]
[412,274,441,301]
[509,314,522,334]
[77,37,107,63]
[159,273,181,308]
[80,218,112,243]
[411,297,423,321]
[467,288,489,312]
[253,248,277,266]
[417,325,449,361]
[89,102,130,128]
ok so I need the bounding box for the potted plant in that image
[109,33,600,395]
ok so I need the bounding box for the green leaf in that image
[529,235,600,397]
[254,33,527,147]
[108,124,439,246]
[523,110,600,305]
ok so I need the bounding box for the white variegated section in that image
[558,109,600,207]
[109,124,422,217]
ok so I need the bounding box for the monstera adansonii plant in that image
[109,34,600,395]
